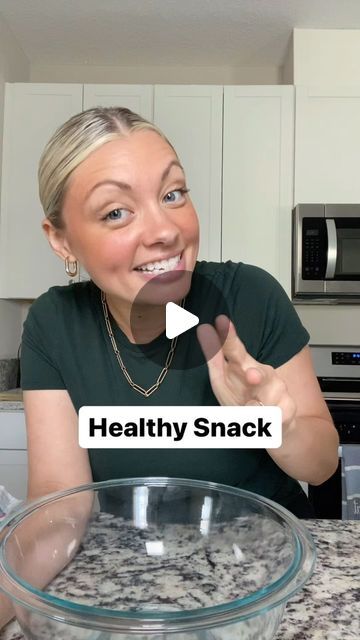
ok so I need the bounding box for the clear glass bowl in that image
[0,478,316,640]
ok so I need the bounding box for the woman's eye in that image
[163,188,189,204]
[103,208,130,222]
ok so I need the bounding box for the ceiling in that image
[1,0,360,68]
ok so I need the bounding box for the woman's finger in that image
[245,370,292,414]
[247,362,279,387]
[244,366,264,386]
[213,315,231,345]
[196,323,225,383]
[214,315,254,366]
[198,321,251,404]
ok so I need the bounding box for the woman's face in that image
[57,130,199,306]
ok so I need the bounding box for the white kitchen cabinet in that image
[222,86,294,296]
[0,83,83,299]
[154,85,223,262]
[83,84,153,118]
[0,411,27,500]
[295,86,360,204]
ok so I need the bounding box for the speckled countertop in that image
[0,519,358,640]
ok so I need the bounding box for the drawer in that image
[0,411,26,449]
[0,450,28,500]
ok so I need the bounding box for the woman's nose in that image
[140,203,180,247]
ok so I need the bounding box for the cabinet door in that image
[0,83,83,298]
[83,85,153,119]
[0,450,28,501]
[222,86,294,296]
[295,86,360,203]
[154,85,222,262]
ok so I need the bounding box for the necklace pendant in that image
[131,382,150,396]
[101,290,184,397]
[144,384,160,397]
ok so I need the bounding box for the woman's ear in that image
[42,218,77,262]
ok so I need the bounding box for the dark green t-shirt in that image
[21,261,310,514]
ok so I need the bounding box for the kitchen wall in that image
[281,34,294,84]
[0,13,30,357]
[293,28,360,85]
[30,64,280,85]
[296,305,359,346]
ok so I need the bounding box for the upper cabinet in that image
[295,86,360,203]
[83,84,153,117]
[0,84,83,298]
[154,85,222,262]
[222,86,294,295]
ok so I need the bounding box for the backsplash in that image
[295,305,360,346]
[0,359,20,391]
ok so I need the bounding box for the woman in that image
[21,106,338,516]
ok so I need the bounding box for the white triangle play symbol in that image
[165,302,199,339]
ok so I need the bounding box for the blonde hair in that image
[38,106,172,229]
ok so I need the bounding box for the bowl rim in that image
[0,477,316,632]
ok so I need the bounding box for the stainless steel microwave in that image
[292,204,360,303]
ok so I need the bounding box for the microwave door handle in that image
[325,219,337,278]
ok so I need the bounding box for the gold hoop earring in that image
[65,256,78,277]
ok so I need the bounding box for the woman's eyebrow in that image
[86,159,185,200]
[86,179,131,200]
[160,159,184,182]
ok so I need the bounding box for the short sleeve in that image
[258,275,310,367]
[231,264,310,369]
[21,292,66,390]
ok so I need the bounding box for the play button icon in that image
[130,266,230,370]
[165,302,199,339]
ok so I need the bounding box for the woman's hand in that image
[197,314,339,484]
[197,315,296,430]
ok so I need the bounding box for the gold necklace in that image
[101,291,184,397]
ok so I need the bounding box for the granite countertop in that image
[0,518,359,640]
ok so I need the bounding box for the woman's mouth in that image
[133,251,191,295]
[134,253,182,275]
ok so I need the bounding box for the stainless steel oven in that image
[309,345,360,519]
[292,204,360,302]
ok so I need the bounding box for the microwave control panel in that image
[302,218,327,279]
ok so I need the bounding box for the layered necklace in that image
[101,291,185,397]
